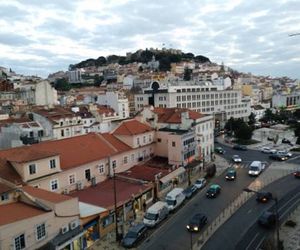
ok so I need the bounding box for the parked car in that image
[194,178,207,189]
[258,211,276,228]
[215,147,225,154]
[232,155,242,163]
[165,188,185,212]
[225,168,237,180]
[269,154,288,161]
[282,138,291,144]
[261,147,271,153]
[233,144,247,151]
[277,150,292,158]
[122,223,147,248]
[206,184,221,198]
[256,192,273,203]
[183,185,198,199]
[143,201,169,227]
[186,213,208,232]
[293,170,300,178]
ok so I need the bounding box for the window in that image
[61,129,64,137]
[36,223,46,241]
[112,160,116,168]
[60,121,63,126]
[157,138,161,142]
[123,156,128,164]
[99,164,104,174]
[1,193,9,201]
[148,134,152,142]
[85,169,91,181]
[137,137,140,145]
[69,174,75,185]
[29,164,36,175]
[49,159,56,169]
[131,154,134,161]
[143,136,146,143]
[14,234,26,250]
[50,179,58,191]
[172,141,176,147]
[102,214,114,228]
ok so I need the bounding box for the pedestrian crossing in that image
[228,161,269,169]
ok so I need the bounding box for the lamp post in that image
[243,188,280,249]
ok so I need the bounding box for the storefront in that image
[83,219,100,249]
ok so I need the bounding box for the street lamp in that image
[243,188,280,250]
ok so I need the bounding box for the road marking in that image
[247,209,252,214]
[287,155,300,162]
[245,232,260,250]
[256,236,266,250]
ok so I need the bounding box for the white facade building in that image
[97,91,130,119]
[134,81,251,127]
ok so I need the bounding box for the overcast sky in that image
[0,0,300,78]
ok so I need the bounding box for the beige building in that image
[0,183,82,250]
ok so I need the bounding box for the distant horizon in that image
[1,0,299,79]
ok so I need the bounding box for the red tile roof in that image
[0,133,132,171]
[0,202,49,226]
[118,165,169,182]
[70,178,151,209]
[153,107,204,123]
[113,119,153,135]
[0,182,13,194]
[33,106,79,123]
[22,186,73,203]
[0,158,23,184]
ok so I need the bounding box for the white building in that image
[251,105,265,121]
[68,70,82,84]
[272,93,300,108]
[97,91,129,119]
[134,81,251,127]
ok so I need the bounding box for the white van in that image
[248,161,264,176]
[143,201,169,227]
[165,188,185,211]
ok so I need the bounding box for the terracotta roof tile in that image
[0,158,23,184]
[70,178,151,209]
[101,133,132,152]
[22,186,73,203]
[0,202,49,226]
[113,119,153,136]
[0,182,13,194]
[118,165,169,182]
[0,133,132,171]
[153,107,204,123]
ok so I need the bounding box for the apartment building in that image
[0,183,82,250]
[138,106,214,163]
[31,106,84,140]
[272,92,300,108]
[135,81,251,127]
[97,91,130,119]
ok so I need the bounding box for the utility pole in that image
[113,165,119,242]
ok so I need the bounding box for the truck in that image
[248,161,264,176]
[165,188,185,211]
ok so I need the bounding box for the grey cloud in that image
[0,33,33,46]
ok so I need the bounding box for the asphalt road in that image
[139,164,264,250]
[202,174,300,250]
[138,141,299,250]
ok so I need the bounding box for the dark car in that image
[183,185,198,199]
[269,154,287,161]
[225,168,237,181]
[258,211,276,228]
[256,192,273,203]
[206,184,221,198]
[293,170,300,178]
[215,147,225,154]
[233,144,247,151]
[186,213,208,232]
[282,138,291,144]
[122,224,147,248]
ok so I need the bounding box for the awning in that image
[79,202,107,218]
[159,167,186,184]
